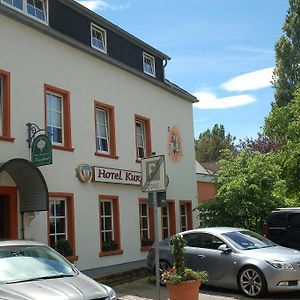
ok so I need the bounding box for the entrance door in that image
[0,195,10,238]
[0,187,18,239]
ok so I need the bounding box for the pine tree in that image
[272,0,300,107]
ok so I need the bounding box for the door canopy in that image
[0,158,48,213]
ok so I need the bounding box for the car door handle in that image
[198,255,205,259]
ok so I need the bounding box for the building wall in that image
[197,181,217,204]
[0,13,197,271]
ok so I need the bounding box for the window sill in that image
[99,249,123,257]
[52,145,74,152]
[0,136,15,142]
[95,152,119,160]
[66,255,78,262]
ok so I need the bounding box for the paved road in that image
[115,278,300,300]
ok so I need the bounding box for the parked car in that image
[147,227,300,298]
[265,207,300,250]
[0,240,117,300]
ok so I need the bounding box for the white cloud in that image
[221,67,274,92]
[193,91,256,109]
[77,0,129,11]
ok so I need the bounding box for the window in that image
[2,0,23,10]
[49,198,67,247]
[0,70,13,142]
[27,0,46,22]
[184,233,224,250]
[161,206,170,240]
[135,114,151,161]
[99,195,123,256]
[45,84,73,151]
[91,23,107,53]
[161,200,176,239]
[48,193,77,261]
[46,92,63,145]
[143,52,156,77]
[139,199,154,250]
[2,0,47,23]
[94,101,117,159]
[179,201,193,232]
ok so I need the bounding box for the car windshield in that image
[0,245,77,284]
[222,230,276,250]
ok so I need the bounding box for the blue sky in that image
[77,0,289,141]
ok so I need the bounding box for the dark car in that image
[265,208,300,251]
[147,227,300,298]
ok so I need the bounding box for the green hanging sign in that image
[31,134,52,166]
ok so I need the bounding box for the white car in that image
[0,240,117,300]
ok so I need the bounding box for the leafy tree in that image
[264,85,300,204]
[195,149,285,233]
[238,134,281,154]
[272,0,300,107]
[195,124,235,162]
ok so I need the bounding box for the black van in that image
[265,208,300,250]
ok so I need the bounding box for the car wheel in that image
[238,266,267,298]
[158,260,172,284]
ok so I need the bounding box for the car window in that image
[184,233,224,250]
[223,230,275,250]
[287,213,300,229]
[268,212,287,227]
[0,245,76,284]
[183,233,202,247]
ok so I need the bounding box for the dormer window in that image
[143,52,156,77]
[27,0,46,22]
[2,0,22,10]
[1,0,47,23]
[91,23,107,54]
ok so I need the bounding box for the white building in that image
[0,0,198,273]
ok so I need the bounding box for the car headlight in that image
[267,260,294,270]
[107,287,117,300]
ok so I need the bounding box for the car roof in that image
[271,208,300,213]
[181,227,245,235]
[0,240,45,247]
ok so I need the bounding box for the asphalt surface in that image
[115,278,300,300]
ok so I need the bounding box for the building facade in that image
[0,0,197,273]
[196,161,217,204]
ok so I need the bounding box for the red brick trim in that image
[0,70,14,142]
[44,84,74,152]
[99,195,123,256]
[47,192,78,261]
[134,114,152,161]
[0,186,18,239]
[94,101,117,159]
[139,198,154,252]
[179,200,193,230]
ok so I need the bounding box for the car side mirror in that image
[218,244,232,254]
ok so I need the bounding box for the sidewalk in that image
[114,277,300,300]
[115,278,240,300]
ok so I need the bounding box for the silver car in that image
[147,227,300,297]
[0,240,117,300]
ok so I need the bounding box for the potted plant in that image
[54,239,73,257]
[162,234,208,300]
[141,237,154,247]
[102,240,118,251]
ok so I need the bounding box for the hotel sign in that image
[31,134,52,166]
[94,166,141,185]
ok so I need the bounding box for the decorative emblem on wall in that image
[76,164,93,182]
[168,126,183,162]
